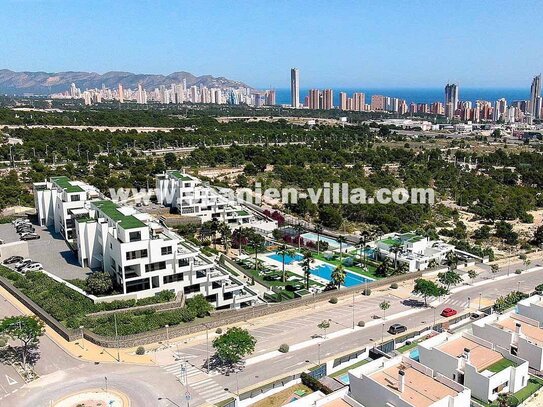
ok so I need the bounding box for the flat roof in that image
[496,316,543,347]
[51,176,84,193]
[92,200,146,230]
[169,170,193,182]
[438,336,504,372]
[370,363,458,407]
[320,399,352,407]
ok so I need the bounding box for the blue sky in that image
[1,1,542,88]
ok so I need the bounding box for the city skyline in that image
[1,1,542,88]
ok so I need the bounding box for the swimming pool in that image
[409,348,420,361]
[267,252,304,264]
[338,373,350,384]
[301,233,352,250]
[311,263,372,287]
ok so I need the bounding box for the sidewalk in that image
[0,285,154,365]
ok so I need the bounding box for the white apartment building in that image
[156,170,277,233]
[375,232,455,272]
[33,176,100,243]
[417,331,529,403]
[347,355,471,407]
[74,199,257,308]
[472,309,543,372]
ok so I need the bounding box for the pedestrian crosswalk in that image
[189,378,231,404]
[163,361,202,381]
[162,361,231,405]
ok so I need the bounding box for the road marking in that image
[5,375,17,386]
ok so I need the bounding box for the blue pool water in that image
[267,252,303,265]
[311,263,372,287]
[338,373,350,384]
[410,348,420,361]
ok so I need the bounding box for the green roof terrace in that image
[51,176,84,193]
[92,200,146,230]
[169,170,193,182]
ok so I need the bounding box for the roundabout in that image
[53,388,129,407]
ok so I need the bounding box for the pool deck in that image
[259,251,374,289]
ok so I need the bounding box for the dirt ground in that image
[251,384,312,407]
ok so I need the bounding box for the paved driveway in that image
[1,220,89,280]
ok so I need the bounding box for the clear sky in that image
[1,1,542,88]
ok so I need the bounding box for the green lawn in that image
[484,358,518,373]
[312,253,380,280]
[397,340,422,353]
[330,359,369,378]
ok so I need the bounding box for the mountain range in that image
[0,69,252,95]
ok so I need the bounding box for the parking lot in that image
[0,220,89,281]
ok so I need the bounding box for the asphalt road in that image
[1,256,542,406]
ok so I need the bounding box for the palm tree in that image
[210,217,219,250]
[294,223,305,252]
[390,242,403,271]
[331,264,346,289]
[337,235,347,262]
[315,223,323,255]
[376,258,392,277]
[437,270,462,293]
[218,222,231,253]
[445,251,458,271]
[237,228,246,255]
[301,250,315,289]
[277,244,295,282]
[428,258,439,269]
[358,230,374,269]
[395,262,409,275]
[249,234,264,274]
[496,393,511,407]
[379,300,391,320]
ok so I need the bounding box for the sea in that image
[274,88,530,106]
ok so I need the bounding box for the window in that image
[70,194,80,202]
[145,261,166,272]
[178,258,190,267]
[163,273,184,284]
[184,284,201,294]
[129,231,141,242]
[161,246,173,256]
[126,249,148,260]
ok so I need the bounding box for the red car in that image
[441,308,457,317]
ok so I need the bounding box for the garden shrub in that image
[329,297,338,304]
[357,321,365,327]
[390,283,398,289]
[279,344,289,353]
[135,346,145,355]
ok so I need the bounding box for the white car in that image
[14,259,32,270]
[13,219,31,226]
[20,263,42,273]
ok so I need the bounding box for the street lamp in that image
[518,281,523,292]
[165,324,170,346]
[467,296,471,309]
[352,292,355,330]
[381,323,385,344]
[478,292,482,311]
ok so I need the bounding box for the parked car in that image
[3,256,23,264]
[441,308,457,317]
[12,218,30,226]
[20,263,43,273]
[16,225,34,231]
[388,324,407,335]
[14,259,32,270]
[470,312,483,320]
[20,233,40,241]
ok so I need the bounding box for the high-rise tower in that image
[290,68,300,108]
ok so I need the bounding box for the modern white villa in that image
[375,232,455,272]
[33,177,257,308]
[516,294,543,325]
[347,355,471,407]
[156,170,278,237]
[417,331,529,403]
[472,309,543,372]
